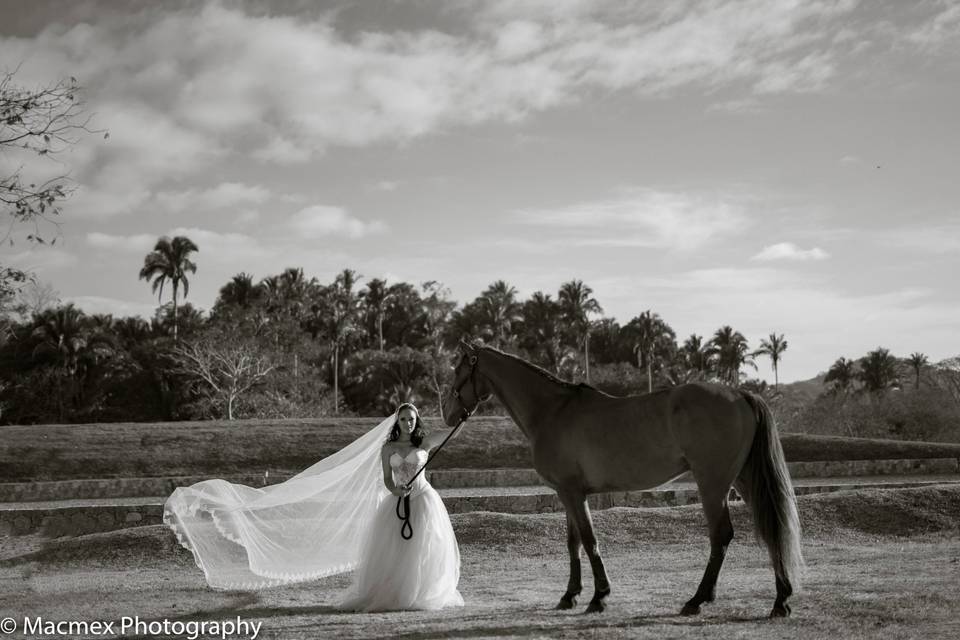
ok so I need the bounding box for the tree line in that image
[1,234,953,431]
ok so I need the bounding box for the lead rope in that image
[396,420,466,541]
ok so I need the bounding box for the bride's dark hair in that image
[389,403,425,447]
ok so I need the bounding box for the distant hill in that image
[770,355,960,442]
[778,373,827,403]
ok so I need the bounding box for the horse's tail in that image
[737,392,804,592]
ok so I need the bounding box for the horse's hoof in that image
[585,598,607,614]
[680,602,701,616]
[555,595,577,610]
[769,603,791,618]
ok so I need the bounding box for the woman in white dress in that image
[164,403,464,611]
[340,403,464,611]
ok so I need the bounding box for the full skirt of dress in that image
[339,484,464,612]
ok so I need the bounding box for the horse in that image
[441,341,803,618]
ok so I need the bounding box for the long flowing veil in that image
[164,414,395,590]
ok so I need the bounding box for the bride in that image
[164,403,464,611]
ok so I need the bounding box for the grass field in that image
[2,417,960,481]
[2,484,959,639]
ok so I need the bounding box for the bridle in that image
[449,352,481,426]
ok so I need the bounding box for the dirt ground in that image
[2,485,959,640]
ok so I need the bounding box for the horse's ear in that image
[458,338,473,353]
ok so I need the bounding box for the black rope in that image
[396,494,413,540]
[394,420,466,541]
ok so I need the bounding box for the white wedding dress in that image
[164,413,464,609]
[339,447,464,612]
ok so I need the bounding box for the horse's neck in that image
[480,350,570,441]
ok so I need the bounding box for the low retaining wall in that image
[2,458,958,501]
[431,458,960,488]
[0,474,283,503]
[4,478,959,538]
[0,502,164,537]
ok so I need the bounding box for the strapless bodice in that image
[390,448,429,489]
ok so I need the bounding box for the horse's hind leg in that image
[556,510,583,609]
[733,477,795,618]
[558,490,610,613]
[681,486,734,616]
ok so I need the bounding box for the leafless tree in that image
[1,68,104,244]
[173,339,275,420]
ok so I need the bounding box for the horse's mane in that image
[479,344,599,393]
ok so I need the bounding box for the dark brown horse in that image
[442,341,803,617]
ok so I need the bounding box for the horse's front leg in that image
[559,491,610,613]
[556,510,582,609]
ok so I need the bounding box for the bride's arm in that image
[380,448,407,496]
[422,425,464,451]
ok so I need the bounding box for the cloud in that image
[752,242,829,261]
[0,0,872,177]
[840,155,862,166]
[515,190,749,251]
[288,206,388,239]
[236,209,260,225]
[870,225,960,254]
[10,0,944,229]
[86,232,156,252]
[251,138,314,165]
[906,2,960,51]
[5,247,78,270]
[65,295,158,319]
[752,51,836,94]
[707,97,765,114]
[154,182,271,214]
[165,226,271,264]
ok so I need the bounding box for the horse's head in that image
[442,339,492,427]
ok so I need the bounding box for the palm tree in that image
[31,304,85,421]
[421,280,457,413]
[31,304,113,421]
[217,272,258,308]
[754,332,788,390]
[89,313,114,331]
[154,302,204,339]
[381,282,423,347]
[859,347,900,394]
[316,269,362,414]
[259,275,283,315]
[361,278,391,351]
[421,280,455,355]
[907,352,928,389]
[479,280,522,348]
[519,291,575,375]
[681,334,710,375]
[706,325,755,386]
[824,357,857,394]
[113,316,152,350]
[557,280,603,382]
[138,236,198,341]
[279,267,311,311]
[626,310,676,393]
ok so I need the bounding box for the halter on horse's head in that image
[442,340,488,427]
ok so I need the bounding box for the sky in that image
[1,0,958,383]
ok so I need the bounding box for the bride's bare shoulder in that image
[381,442,400,456]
